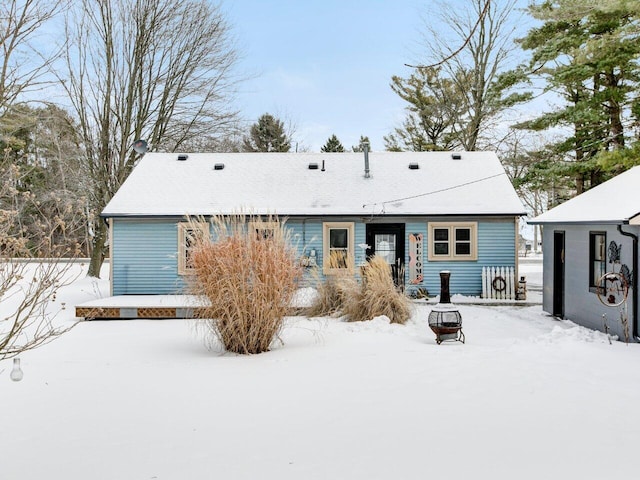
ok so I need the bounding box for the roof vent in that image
[308,162,319,170]
[363,142,371,178]
[451,153,462,160]
[177,154,188,161]
[214,163,225,170]
[408,162,420,170]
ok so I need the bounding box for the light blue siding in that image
[421,219,516,296]
[112,220,185,295]
[284,219,366,287]
[285,220,322,260]
[355,223,366,264]
[285,220,322,287]
[111,216,516,296]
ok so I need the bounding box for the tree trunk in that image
[63,0,239,279]
[608,107,624,150]
[88,220,108,277]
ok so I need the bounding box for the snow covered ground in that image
[3,260,640,480]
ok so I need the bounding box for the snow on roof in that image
[530,166,640,225]
[102,151,526,217]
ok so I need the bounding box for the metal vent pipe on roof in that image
[363,141,370,178]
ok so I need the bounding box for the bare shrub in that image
[1,161,81,360]
[304,252,357,317]
[342,256,412,324]
[189,215,302,354]
[304,275,357,318]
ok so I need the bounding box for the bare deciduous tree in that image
[61,0,241,277]
[0,155,80,361]
[0,0,82,362]
[414,0,524,150]
[0,0,64,115]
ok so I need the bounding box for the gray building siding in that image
[542,224,638,340]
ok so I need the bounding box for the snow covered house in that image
[101,151,525,298]
[529,166,640,341]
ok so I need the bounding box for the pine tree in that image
[384,68,460,152]
[243,113,291,152]
[517,0,640,192]
[320,134,345,152]
[351,135,371,152]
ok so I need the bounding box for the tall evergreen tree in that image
[243,113,291,152]
[384,68,460,151]
[517,0,640,192]
[321,134,345,152]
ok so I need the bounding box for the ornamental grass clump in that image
[189,215,302,354]
[342,255,411,324]
[304,272,357,318]
[304,251,357,317]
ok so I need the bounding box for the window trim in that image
[428,222,478,261]
[322,222,355,274]
[589,231,607,291]
[178,222,209,275]
[248,220,279,240]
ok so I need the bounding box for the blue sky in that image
[222,0,427,151]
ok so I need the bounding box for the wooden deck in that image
[75,295,207,320]
[75,291,541,320]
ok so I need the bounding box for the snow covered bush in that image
[189,215,301,354]
[342,255,411,324]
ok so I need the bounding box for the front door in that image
[553,230,565,317]
[366,224,405,286]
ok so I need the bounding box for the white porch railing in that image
[482,266,516,300]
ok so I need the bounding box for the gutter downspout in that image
[618,224,639,341]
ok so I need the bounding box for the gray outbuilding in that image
[529,166,640,342]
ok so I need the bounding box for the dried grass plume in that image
[189,214,302,354]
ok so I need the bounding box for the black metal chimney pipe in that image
[439,271,451,304]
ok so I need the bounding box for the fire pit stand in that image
[428,271,465,344]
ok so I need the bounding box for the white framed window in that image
[589,231,606,289]
[428,222,477,261]
[178,222,209,275]
[323,222,355,274]
[248,220,279,240]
